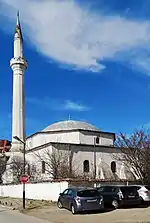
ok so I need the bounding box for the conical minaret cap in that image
[15,11,23,40]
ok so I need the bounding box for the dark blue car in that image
[57,187,104,214]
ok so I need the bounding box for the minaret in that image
[10,12,27,152]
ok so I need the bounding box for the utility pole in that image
[94,136,99,179]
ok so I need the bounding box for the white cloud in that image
[26,97,90,112]
[63,100,90,111]
[1,0,150,72]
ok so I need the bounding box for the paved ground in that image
[26,205,150,223]
[0,206,52,223]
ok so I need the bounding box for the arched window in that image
[111,161,116,173]
[42,161,46,174]
[96,137,100,144]
[83,160,89,173]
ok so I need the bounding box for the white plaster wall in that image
[26,131,80,149]
[34,143,131,181]
[79,131,114,146]
[0,181,68,201]
[100,134,114,146]
[26,145,54,180]
[71,147,120,177]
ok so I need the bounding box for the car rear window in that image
[145,186,150,191]
[77,190,99,197]
[120,187,137,194]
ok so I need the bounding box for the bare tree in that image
[115,128,150,184]
[0,140,11,184]
[0,156,9,184]
[9,155,37,183]
[35,148,79,179]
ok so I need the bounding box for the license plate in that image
[128,195,135,198]
[87,199,97,203]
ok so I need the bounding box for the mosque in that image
[1,13,137,184]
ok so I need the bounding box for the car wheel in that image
[57,200,63,209]
[112,200,119,209]
[71,204,76,215]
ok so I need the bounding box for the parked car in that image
[57,187,104,214]
[97,185,141,209]
[134,185,150,204]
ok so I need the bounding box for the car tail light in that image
[100,195,103,201]
[144,191,150,195]
[117,191,124,200]
[99,195,103,203]
[75,196,81,205]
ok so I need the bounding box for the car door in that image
[60,189,69,208]
[98,187,109,204]
[99,186,115,205]
[65,189,74,209]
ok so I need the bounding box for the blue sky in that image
[1,0,150,140]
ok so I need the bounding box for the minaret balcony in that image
[10,57,27,69]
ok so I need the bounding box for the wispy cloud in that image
[1,0,150,73]
[63,100,90,111]
[26,97,90,112]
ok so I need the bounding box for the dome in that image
[42,120,100,132]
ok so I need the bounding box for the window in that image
[83,160,89,173]
[77,189,99,197]
[120,186,137,195]
[98,187,105,192]
[63,189,69,195]
[103,186,113,192]
[111,161,116,173]
[145,186,150,191]
[68,189,73,196]
[99,186,117,193]
[96,137,100,144]
[42,161,46,174]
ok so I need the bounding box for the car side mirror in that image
[59,193,63,196]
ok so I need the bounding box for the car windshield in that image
[145,186,150,191]
[77,190,99,197]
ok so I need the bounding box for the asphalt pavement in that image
[0,206,52,223]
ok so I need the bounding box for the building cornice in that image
[26,129,116,141]
[26,141,119,153]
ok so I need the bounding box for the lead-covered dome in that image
[42,120,100,132]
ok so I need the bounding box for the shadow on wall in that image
[98,159,136,181]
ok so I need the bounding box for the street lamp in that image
[13,136,26,209]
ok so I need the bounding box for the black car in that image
[97,185,141,209]
[57,187,104,214]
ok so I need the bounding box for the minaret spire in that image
[17,10,20,22]
[10,12,27,152]
[14,11,23,58]
[17,10,19,25]
[16,10,22,38]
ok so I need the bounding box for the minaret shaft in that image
[10,13,27,152]
[14,37,23,58]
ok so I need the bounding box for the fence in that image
[0,179,140,202]
[0,181,68,201]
